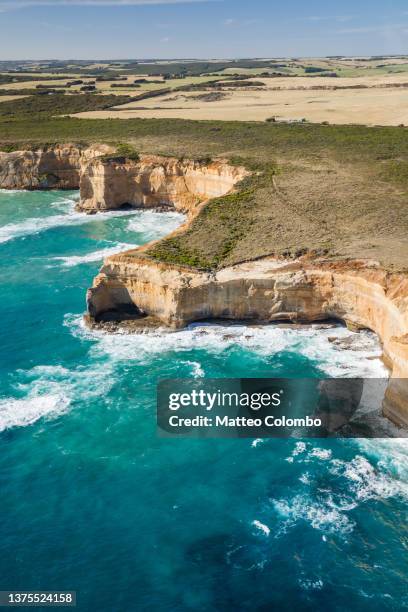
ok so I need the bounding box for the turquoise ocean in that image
[0,190,407,611]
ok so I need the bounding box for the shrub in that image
[304,66,326,73]
[101,143,140,163]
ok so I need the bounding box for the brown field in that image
[0,95,28,102]
[72,74,408,126]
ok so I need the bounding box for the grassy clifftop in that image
[1,106,408,271]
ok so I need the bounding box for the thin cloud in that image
[223,17,259,27]
[304,15,355,23]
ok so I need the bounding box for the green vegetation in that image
[148,173,265,269]
[0,74,67,85]
[304,66,328,74]
[101,142,140,163]
[1,87,408,271]
[0,93,137,119]
[380,160,408,187]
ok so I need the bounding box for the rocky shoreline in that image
[1,144,408,427]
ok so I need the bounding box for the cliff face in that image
[0,147,248,214]
[0,144,111,190]
[78,155,249,214]
[87,255,408,428]
[2,144,407,426]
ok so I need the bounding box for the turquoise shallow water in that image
[0,190,407,611]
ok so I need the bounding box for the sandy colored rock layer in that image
[87,255,408,428]
[78,155,249,214]
[0,146,248,217]
[0,144,110,190]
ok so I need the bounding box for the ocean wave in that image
[273,493,355,534]
[0,376,71,433]
[0,189,28,195]
[127,210,185,240]
[0,198,184,245]
[0,395,69,432]
[0,365,76,432]
[356,439,408,480]
[330,453,408,502]
[66,318,388,378]
[298,578,324,591]
[273,440,408,537]
[52,242,137,267]
[0,361,116,432]
[252,520,271,536]
[251,438,266,448]
[182,360,205,378]
[0,201,139,244]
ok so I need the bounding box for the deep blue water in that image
[0,190,407,611]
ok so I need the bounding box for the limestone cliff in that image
[78,155,250,214]
[0,144,111,190]
[87,255,408,428]
[1,143,407,426]
[0,146,248,214]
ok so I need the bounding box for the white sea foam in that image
[0,189,28,195]
[251,438,266,448]
[299,472,311,485]
[0,196,184,245]
[66,318,388,380]
[293,441,306,456]
[182,360,205,378]
[0,361,116,432]
[298,578,324,591]
[310,448,332,460]
[0,200,139,244]
[127,210,185,240]
[252,520,270,536]
[273,439,408,537]
[298,327,386,377]
[52,242,136,267]
[356,439,408,480]
[273,494,355,534]
[330,454,408,502]
[0,395,69,432]
[0,375,71,432]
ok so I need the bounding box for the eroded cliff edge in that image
[78,154,250,214]
[1,144,407,427]
[87,254,408,429]
[0,144,111,190]
[0,145,248,216]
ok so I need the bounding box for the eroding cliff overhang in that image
[77,154,250,214]
[87,255,408,428]
[0,145,249,215]
[0,144,111,191]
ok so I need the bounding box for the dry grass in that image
[73,74,408,126]
[0,95,28,102]
[0,80,69,90]
[147,157,408,272]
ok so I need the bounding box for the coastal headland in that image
[0,136,408,427]
[1,57,408,427]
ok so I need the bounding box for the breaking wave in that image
[127,210,185,241]
[268,440,408,537]
[66,317,388,378]
[0,199,139,244]
[0,363,115,432]
[52,242,137,267]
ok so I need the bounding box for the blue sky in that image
[0,0,407,60]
